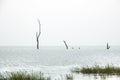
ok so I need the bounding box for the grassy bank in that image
[0,72,74,80]
[0,72,51,80]
[72,65,120,75]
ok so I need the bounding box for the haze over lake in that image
[0,0,120,80]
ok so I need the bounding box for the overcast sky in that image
[0,0,120,46]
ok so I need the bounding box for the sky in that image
[0,0,120,46]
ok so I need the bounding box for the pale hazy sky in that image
[0,0,120,46]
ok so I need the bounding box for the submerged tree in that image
[36,19,41,49]
[63,40,68,49]
[107,42,110,50]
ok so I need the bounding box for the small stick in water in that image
[107,42,110,50]
[63,40,68,49]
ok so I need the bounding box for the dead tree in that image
[107,42,110,50]
[63,40,68,49]
[36,19,41,49]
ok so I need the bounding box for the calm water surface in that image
[0,46,120,80]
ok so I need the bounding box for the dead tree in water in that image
[36,19,41,49]
[63,40,68,49]
[107,42,110,50]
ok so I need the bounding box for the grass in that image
[72,65,120,75]
[0,71,51,80]
[2,65,120,80]
[0,72,74,80]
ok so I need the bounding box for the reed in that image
[0,71,51,80]
[72,65,120,75]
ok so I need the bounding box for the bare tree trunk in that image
[63,40,68,49]
[107,42,110,50]
[36,19,41,49]
[36,34,39,49]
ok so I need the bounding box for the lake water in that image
[0,46,120,80]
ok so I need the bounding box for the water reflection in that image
[93,74,107,80]
[79,74,120,80]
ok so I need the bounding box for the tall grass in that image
[0,72,74,80]
[72,65,120,75]
[0,71,51,80]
